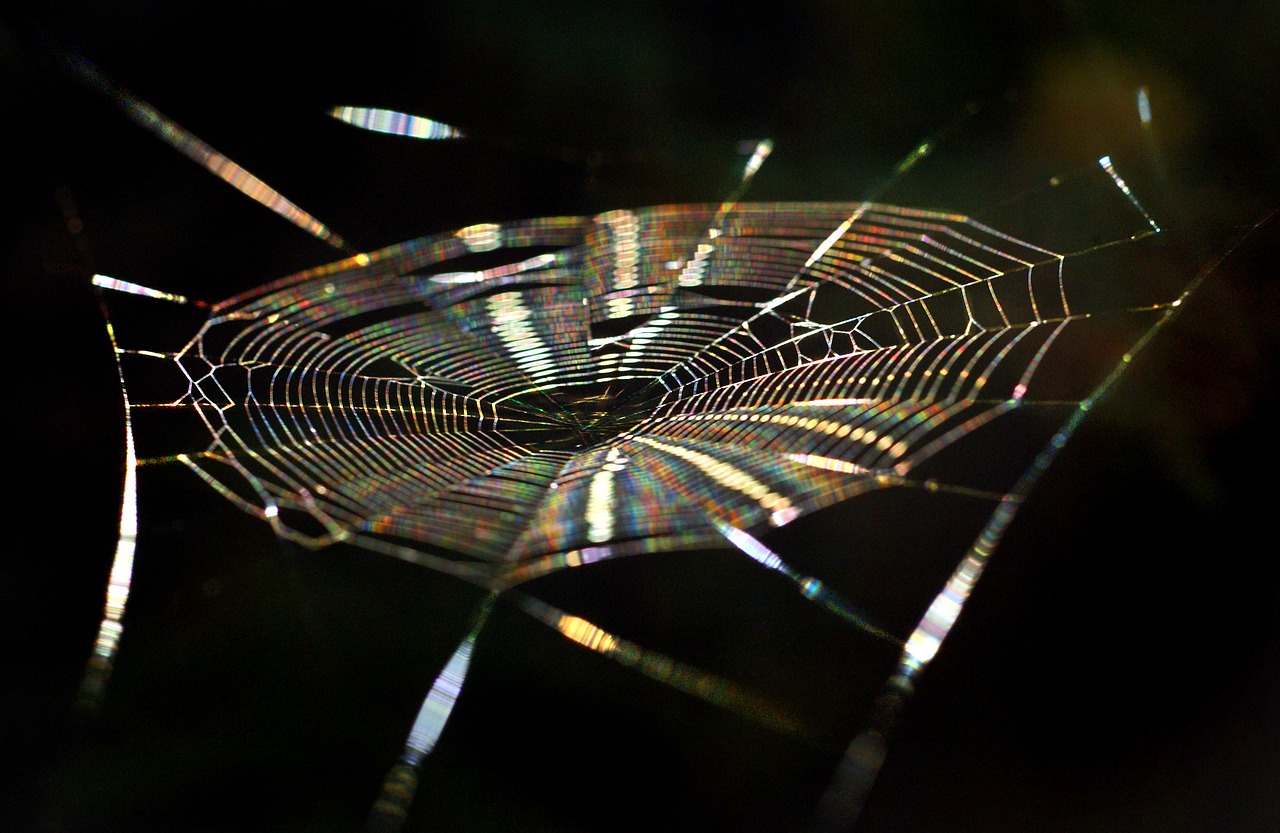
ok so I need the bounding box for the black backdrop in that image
[4,3,1279,831]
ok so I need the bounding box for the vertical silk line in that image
[81,275,202,711]
[367,594,496,832]
[79,312,139,711]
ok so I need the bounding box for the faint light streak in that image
[1137,86,1152,126]
[329,106,464,140]
[512,596,800,733]
[712,518,899,643]
[740,138,774,183]
[804,215,855,268]
[1098,155,1161,233]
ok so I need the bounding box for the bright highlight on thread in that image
[457,223,502,252]
[741,138,774,182]
[895,141,931,174]
[1137,86,1152,126]
[78,407,138,709]
[368,601,492,831]
[712,518,899,642]
[404,634,477,762]
[330,106,464,140]
[1098,155,1161,233]
[92,274,190,304]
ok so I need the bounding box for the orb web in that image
[79,77,1206,831]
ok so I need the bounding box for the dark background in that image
[4,2,1279,831]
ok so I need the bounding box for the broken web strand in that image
[808,159,1185,832]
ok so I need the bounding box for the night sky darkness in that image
[4,3,1279,832]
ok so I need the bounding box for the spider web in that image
[75,66,1208,832]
